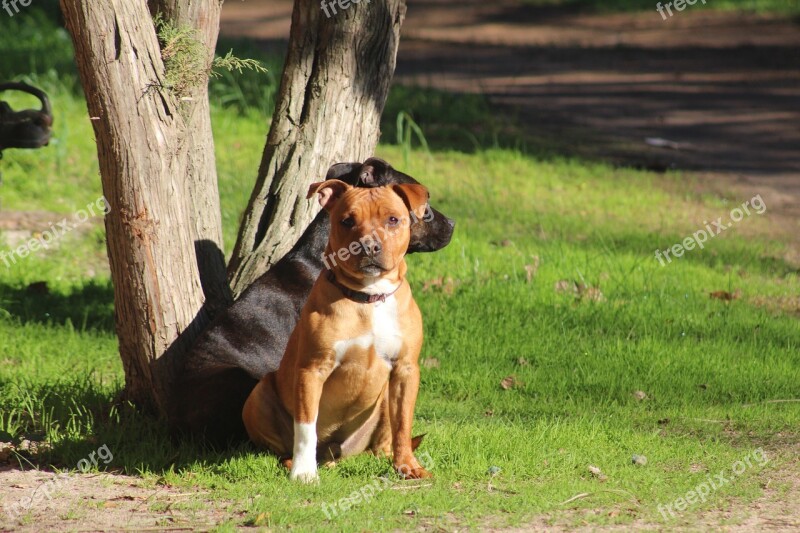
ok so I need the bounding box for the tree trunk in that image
[60,0,227,413]
[147,0,232,315]
[61,0,408,413]
[227,0,407,298]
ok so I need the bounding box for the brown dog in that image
[242,179,433,483]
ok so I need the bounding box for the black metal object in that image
[0,82,53,156]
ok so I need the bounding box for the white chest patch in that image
[333,295,403,370]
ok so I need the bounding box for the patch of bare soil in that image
[0,466,227,531]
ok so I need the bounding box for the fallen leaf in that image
[517,357,529,366]
[709,290,740,301]
[580,286,605,302]
[422,358,440,369]
[422,277,443,292]
[588,465,608,481]
[524,256,540,282]
[109,495,138,501]
[422,276,458,295]
[484,409,494,417]
[555,280,604,301]
[442,277,456,296]
[633,390,647,401]
[500,375,518,390]
[632,454,648,466]
[554,279,578,293]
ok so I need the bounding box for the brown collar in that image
[326,270,400,304]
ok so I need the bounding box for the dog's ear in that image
[324,159,393,187]
[307,179,351,211]
[359,158,391,186]
[391,183,429,220]
[325,162,361,182]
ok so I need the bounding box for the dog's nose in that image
[364,240,382,257]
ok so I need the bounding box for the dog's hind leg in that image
[242,372,294,457]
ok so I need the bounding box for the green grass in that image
[1,5,799,531]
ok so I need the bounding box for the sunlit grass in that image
[1,5,798,530]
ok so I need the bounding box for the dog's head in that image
[323,158,454,253]
[307,180,429,279]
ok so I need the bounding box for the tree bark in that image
[61,0,408,414]
[60,0,227,413]
[146,0,231,314]
[227,0,407,298]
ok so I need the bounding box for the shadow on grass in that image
[0,280,115,332]
[0,375,258,476]
[578,229,799,278]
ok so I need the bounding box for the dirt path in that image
[1,443,797,531]
[0,465,229,531]
[220,0,800,261]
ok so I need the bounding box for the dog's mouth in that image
[359,259,388,276]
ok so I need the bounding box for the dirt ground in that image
[1,443,797,531]
[2,1,799,531]
[0,465,230,531]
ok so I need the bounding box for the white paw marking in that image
[290,463,319,483]
[291,421,319,483]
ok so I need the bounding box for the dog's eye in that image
[341,217,355,228]
[388,216,399,226]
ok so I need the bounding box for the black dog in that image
[0,82,53,154]
[166,158,455,445]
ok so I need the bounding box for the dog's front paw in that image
[290,455,319,483]
[398,466,432,480]
[290,469,319,483]
[395,460,433,480]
